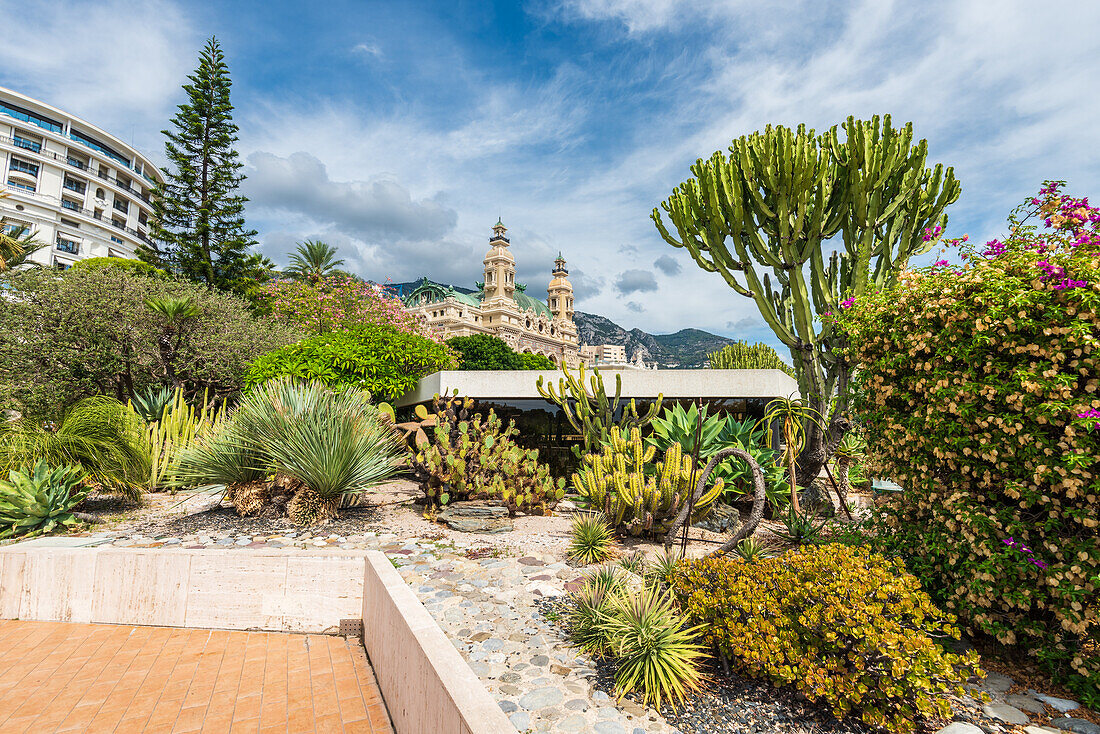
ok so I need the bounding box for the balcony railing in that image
[63,180,86,194]
[55,237,79,254]
[0,133,157,195]
[13,137,41,153]
[2,182,152,245]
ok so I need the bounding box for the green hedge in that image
[446,334,555,370]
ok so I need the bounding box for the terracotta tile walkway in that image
[0,620,392,734]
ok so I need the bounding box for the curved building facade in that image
[0,87,163,268]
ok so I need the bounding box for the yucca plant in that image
[566,566,627,654]
[569,512,615,565]
[0,461,88,539]
[619,550,647,576]
[646,548,682,587]
[772,504,829,547]
[731,536,776,561]
[603,584,709,709]
[0,397,150,499]
[130,385,174,423]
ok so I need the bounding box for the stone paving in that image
[81,529,677,734]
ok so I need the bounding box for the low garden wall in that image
[0,543,516,734]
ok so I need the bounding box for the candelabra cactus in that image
[536,364,663,459]
[412,406,565,515]
[572,426,723,537]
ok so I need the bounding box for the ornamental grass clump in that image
[671,545,981,733]
[834,182,1099,700]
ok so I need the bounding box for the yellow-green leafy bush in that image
[834,183,1099,700]
[671,545,981,733]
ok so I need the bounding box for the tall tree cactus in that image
[652,116,959,481]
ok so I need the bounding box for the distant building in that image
[0,87,163,268]
[578,343,627,365]
[401,220,581,366]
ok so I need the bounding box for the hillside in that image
[573,312,739,368]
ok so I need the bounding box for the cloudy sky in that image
[2,0,1098,345]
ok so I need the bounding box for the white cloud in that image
[0,0,197,160]
[352,42,384,59]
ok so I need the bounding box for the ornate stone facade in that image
[401,220,580,366]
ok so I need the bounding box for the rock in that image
[798,480,837,517]
[935,724,984,734]
[1030,690,1080,713]
[550,664,571,676]
[982,703,1031,725]
[593,721,627,734]
[691,502,741,534]
[1025,726,1064,734]
[557,714,588,732]
[508,711,531,730]
[436,502,513,533]
[498,700,517,714]
[518,687,563,710]
[1005,693,1047,713]
[1050,719,1100,734]
[980,672,1016,694]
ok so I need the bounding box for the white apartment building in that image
[0,87,163,269]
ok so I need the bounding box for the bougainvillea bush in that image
[835,182,1099,699]
[671,546,981,733]
[258,276,426,335]
[245,325,455,402]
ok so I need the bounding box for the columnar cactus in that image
[572,426,723,537]
[536,364,663,459]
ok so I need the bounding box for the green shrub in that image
[0,396,150,499]
[258,275,423,335]
[0,461,88,539]
[70,256,166,277]
[671,545,981,733]
[246,325,455,401]
[445,334,556,370]
[572,426,722,537]
[771,505,828,546]
[834,183,1099,697]
[707,341,795,377]
[569,513,615,565]
[0,266,296,421]
[565,566,626,654]
[412,403,565,515]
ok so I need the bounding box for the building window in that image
[63,177,87,195]
[1,221,29,237]
[12,131,42,153]
[112,198,128,214]
[61,198,82,211]
[8,157,38,176]
[53,258,72,270]
[111,216,126,229]
[66,151,89,170]
[0,101,63,133]
[60,217,80,228]
[95,187,105,199]
[55,236,79,254]
[138,210,148,225]
[69,129,131,168]
[110,235,124,245]
[117,175,131,191]
[6,179,35,192]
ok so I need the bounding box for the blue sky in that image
[2,0,1098,346]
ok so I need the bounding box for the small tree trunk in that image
[836,456,852,518]
[786,417,800,515]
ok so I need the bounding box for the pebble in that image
[1005,693,1046,713]
[936,724,984,734]
[1032,690,1080,713]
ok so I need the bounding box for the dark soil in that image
[121,503,390,538]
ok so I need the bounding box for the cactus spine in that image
[651,116,959,482]
[536,364,663,459]
[572,426,723,537]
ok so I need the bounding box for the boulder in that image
[436,502,513,533]
[692,502,741,534]
[798,480,837,517]
[1050,720,1100,734]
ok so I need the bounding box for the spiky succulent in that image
[0,461,88,539]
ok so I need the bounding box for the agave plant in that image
[0,397,150,499]
[772,504,829,547]
[645,548,682,587]
[731,536,776,561]
[603,584,709,708]
[130,385,174,423]
[568,512,615,565]
[0,461,88,539]
[619,550,647,576]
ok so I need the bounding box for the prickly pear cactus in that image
[572,427,723,537]
[411,403,564,515]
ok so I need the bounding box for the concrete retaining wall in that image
[361,551,517,734]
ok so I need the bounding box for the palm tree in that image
[0,192,45,272]
[286,240,345,283]
[146,296,202,389]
